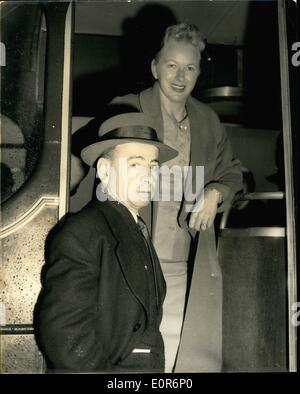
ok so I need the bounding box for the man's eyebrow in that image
[127,156,160,164]
[127,155,145,160]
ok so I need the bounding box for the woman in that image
[111,23,243,373]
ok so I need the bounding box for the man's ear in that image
[151,59,158,80]
[96,157,111,185]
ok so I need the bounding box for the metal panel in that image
[1,206,58,324]
[0,2,72,373]
[220,235,287,371]
[0,335,43,374]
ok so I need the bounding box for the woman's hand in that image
[188,188,221,231]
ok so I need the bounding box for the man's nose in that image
[141,175,150,183]
[140,168,151,182]
[142,170,157,185]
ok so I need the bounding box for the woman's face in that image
[151,39,200,105]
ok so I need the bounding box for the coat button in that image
[133,323,141,332]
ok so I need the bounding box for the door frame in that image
[277,0,298,372]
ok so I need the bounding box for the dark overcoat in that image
[112,82,243,371]
[35,199,166,372]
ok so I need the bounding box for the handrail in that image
[219,227,285,238]
[240,191,284,200]
[199,86,243,99]
[220,191,285,229]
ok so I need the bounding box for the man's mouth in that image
[137,190,152,201]
[139,190,151,195]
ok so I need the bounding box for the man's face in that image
[151,39,200,105]
[107,142,159,213]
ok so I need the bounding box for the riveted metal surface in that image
[0,335,43,374]
[0,206,58,324]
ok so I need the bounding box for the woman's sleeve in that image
[205,115,243,212]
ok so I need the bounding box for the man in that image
[35,112,177,372]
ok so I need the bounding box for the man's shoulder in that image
[53,202,113,243]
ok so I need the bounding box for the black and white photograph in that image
[0,0,299,379]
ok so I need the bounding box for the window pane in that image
[1,4,46,204]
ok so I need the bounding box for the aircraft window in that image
[0,4,46,204]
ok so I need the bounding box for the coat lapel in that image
[93,200,150,313]
[179,97,216,225]
[112,203,166,311]
[139,82,164,141]
[188,96,216,165]
[93,200,166,313]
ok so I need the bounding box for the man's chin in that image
[136,194,152,206]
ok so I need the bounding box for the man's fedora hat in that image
[81,113,178,166]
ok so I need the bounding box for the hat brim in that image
[81,138,178,166]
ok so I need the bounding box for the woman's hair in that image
[155,23,205,60]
